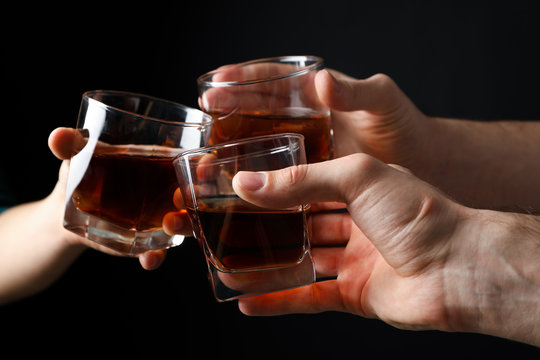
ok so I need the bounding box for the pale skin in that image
[224,70,540,346]
[0,130,171,305]
[232,154,540,346]
[1,69,540,347]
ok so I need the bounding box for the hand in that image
[231,155,540,346]
[199,62,322,115]
[202,65,443,183]
[48,127,167,270]
[315,70,540,211]
[315,70,440,173]
[232,154,462,330]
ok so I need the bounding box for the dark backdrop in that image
[2,1,540,357]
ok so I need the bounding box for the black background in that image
[2,1,540,357]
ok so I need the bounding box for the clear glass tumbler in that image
[63,90,213,256]
[174,133,315,301]
[197,55,333,164]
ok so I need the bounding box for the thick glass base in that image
[207,248,316,302]
[63,200,183,256]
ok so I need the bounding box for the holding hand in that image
[232,153,540,347]
[220,68,540,346]
[232,154,460,329]
[314,70,434,167]
[48,127,167,270]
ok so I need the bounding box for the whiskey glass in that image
[197,55,333,164]
[63,90,212,256]
[174,133,315,301]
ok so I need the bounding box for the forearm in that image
[424,118,540,212]
[444,209,540,346]
[0,192,85,305]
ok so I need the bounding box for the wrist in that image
[421,118,540,211]
[414,116,468,193]
[443,209,540,346]
[43,186,86,254]
[412,116,449,181]
[418,117,501,207]
[0,190,85,305]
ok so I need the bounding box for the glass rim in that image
[83,90,213,127]
[174,133,305,165]
[196,55,324,88]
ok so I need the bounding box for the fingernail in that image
[236,171,266,191]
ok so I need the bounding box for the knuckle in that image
[371,73,395,88]
[371,73,400,98]
[360,73,404,114]
[341,153,385,202]
[412,193,439,225]
[279,164,310,187]
[348,152,380,173]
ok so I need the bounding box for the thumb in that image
[232,153,460,274]
[315,70,406,115]
[232,154,360,209]
[48,127,87,160]
[232,153,398,209]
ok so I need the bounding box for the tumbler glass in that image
[174,133,315,301]
[197,55,333,164]
[63,90,212,256]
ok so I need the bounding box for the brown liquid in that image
[72,146,179,231]
[194,196,307,271]
[208,112,332,163]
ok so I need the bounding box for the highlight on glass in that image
[174,133,316,301]
[197,55,333,164]
[63,90,213,256]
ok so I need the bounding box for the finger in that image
[232,153,422,210]
[312,247,344,279]
[309,201,347,213]
[52,160,70,194]
[199,62,319,115]
[162,210,192,236]
[232,152,456,275]
[388,163,413,175]
[209,61,302,86]
[200,87,295,115]
[196,153,221,181]
[232,153,385,209]
[310,211,352,246]
[174,185,218,211]
[200,63,294,114]
[173,188,185,210]
[315,69,405,115]
[238,280,344,316]
[48,127,87,159]
[138,250,167,270]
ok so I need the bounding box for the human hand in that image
[198,59,332,164]
[200,63,441,179]
[231,154,462,330]
[314,70,440,173]
[231,154,540,347]
[48,127,169,270]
